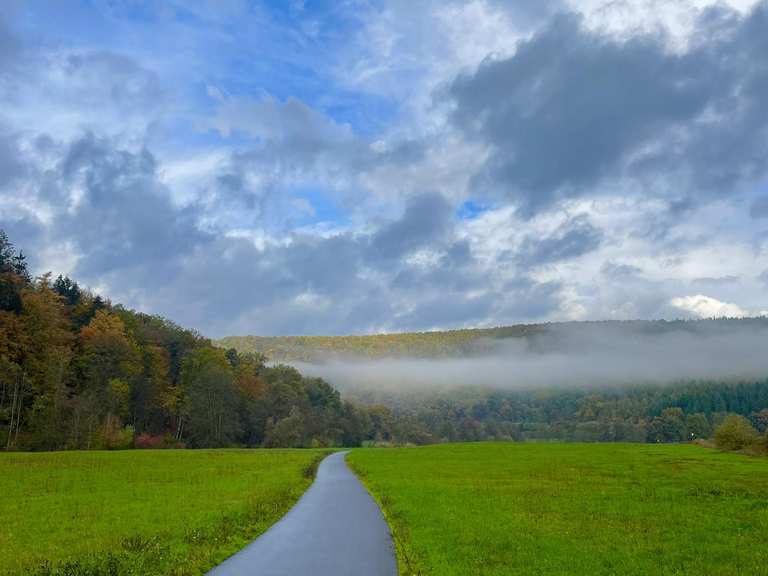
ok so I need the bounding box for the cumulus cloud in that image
[1,0,767,336]
[2,128,565,336]
[447,3,768,214]
[670,295,752,318]
[369,193,452,262]
[516,215,603,267]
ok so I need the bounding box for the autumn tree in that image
[19,276,73,449]
[75,309,141,448]
[179,348,240,447]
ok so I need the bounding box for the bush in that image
[759,431,768,455]
[135,434,164,449]
[134,433,184,449]
[106,425,135,450]
[714,414,759,451]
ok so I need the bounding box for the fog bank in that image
[290,322,768,393]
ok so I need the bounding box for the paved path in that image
[207,451,398,576]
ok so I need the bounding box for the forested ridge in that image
[221,315,768,446]
[0,230,408,450]
[218,317,768,361]
[218,327,544,361]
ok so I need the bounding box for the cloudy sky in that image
[2,0,768,337]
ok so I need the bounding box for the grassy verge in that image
[0,449,329,575]
[348,442,768,576]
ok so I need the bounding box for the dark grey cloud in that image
[447,2,768,215]
[277,233,368,296]
[210,96,367,180]
[516,215,602,267]
[395,293,493,331]
[596,266,677,320]
[751,196,768,219]
[601,261,643,279]
[493,0,564,25]
[0,124,47,267]
[51,133,209,277]
[368,192,452,262]
[495,277,563,320]
[0,125,25,187]
[391,240,482,294]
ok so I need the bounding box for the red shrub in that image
[134,434,165,449]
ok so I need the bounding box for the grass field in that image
[0,449,328,575]
[349,443,768,576]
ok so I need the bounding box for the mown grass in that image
[0,449,329,575]
[349,442,768,576]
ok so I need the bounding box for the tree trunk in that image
[5,377,18,450]
[11,373,24,448]
[13,383,22,446]
[72,406,81,449]
[175,416,184,441]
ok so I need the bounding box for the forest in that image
[344,380,768,444]
[0,230,412,450]
[222,319,768,446]
[2,228,767,451]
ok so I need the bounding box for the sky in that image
[1,0,768,338]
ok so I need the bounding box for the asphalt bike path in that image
[207,451,398,576]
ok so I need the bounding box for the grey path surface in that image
[207,451,398,576]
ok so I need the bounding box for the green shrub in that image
[714,414,759,451]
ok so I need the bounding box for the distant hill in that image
[217,317,768,362]
[217,325,542,361]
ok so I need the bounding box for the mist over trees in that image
[224,320,768,447]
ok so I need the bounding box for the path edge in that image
[346,452,416,576]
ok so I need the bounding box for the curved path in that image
[207,451,398,576]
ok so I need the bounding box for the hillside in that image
[0,229,412,451]
[218,324,540,360]
[218,319,768,446]
[218,317,768,361]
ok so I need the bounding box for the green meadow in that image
[349,443,768,576]
[0,449,327,575]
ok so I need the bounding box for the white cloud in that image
[670,294,752,318]
[337,0,525,126]
[568,0,763,50]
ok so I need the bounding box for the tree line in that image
[0,230,416,450]
[347,380,768,446]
